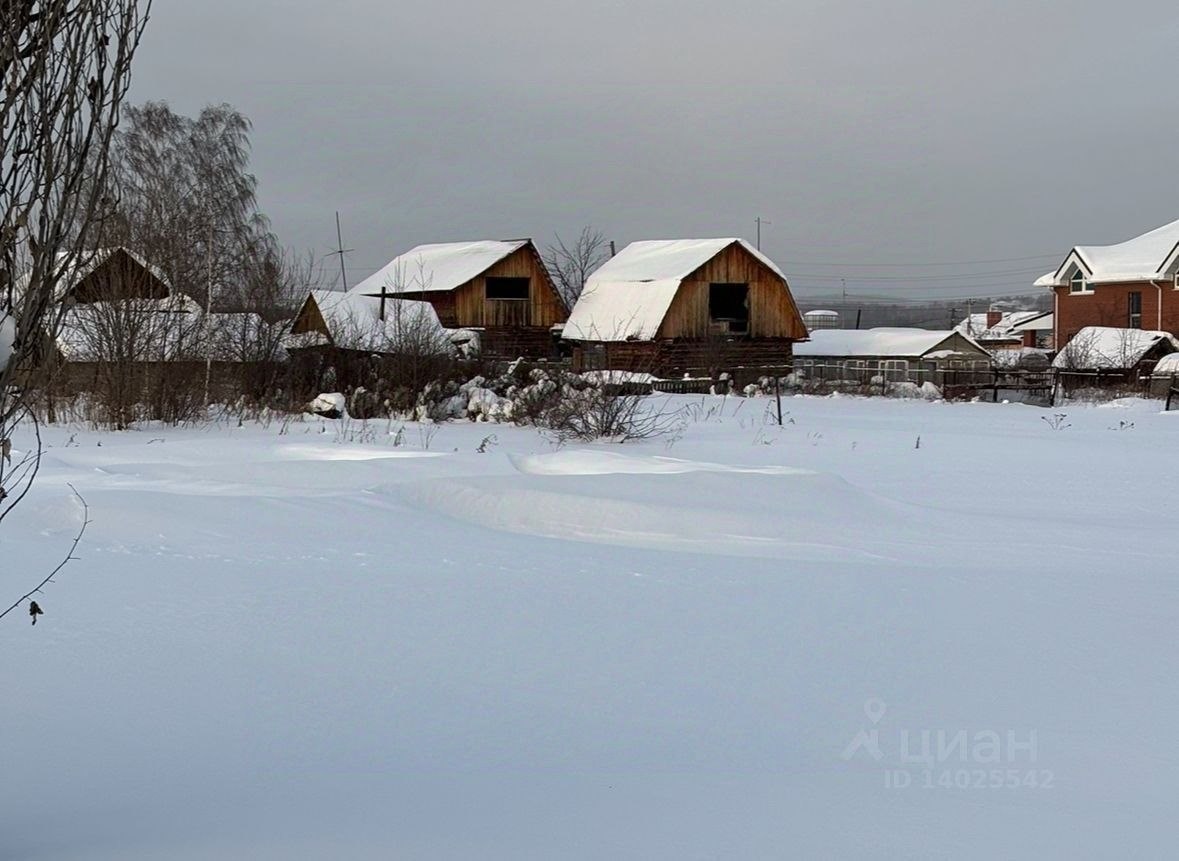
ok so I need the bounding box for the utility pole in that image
[204,219,214,408]
[755,217,771,250]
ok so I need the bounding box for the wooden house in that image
[286,290,446,355]
[11,247,200,366]
[351,239,566,359]
[9,246,172,309]
[793,328,991,384]
[1036,218,1179,348]
[562,238,807,378]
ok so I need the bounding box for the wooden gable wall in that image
[70,249,171,304]
[289,296,331,341]
[656,242,807,340]
[429,244,566,329]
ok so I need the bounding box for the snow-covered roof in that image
[794,328,988,358]
[289,289,446,353]
[955,310,1048,341]
[1010,313,1053,333]
[55,297,200,362]
[11,246,171,306]
[206,313,290,362]
[1151,352,1179,376]
[990,347,1051,369]
[1052,326,1179,370]
[1036,218,1179,287]
[350,240,530,297]
[564,238,785,341]
[52,299,285,363]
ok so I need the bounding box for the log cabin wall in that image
[656,242,807,340]
[574,338,795,380]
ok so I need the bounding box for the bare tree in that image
[97,101,276,308]
[59,284,203,428]
[541,379,678,443]
[543,226,610,309]
[0,0,151,616]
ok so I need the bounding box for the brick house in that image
[1035,218,1179,349]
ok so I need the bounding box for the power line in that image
[779,252,1060,267]
[789,267,1048,283]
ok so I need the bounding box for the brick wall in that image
[1054,281,1179,345]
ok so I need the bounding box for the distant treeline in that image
[794,293,1052,330]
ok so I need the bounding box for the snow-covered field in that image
[3,394,1177,859]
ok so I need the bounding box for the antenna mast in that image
[332,211,353,292]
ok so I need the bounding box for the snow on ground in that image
[3,394,1178,859]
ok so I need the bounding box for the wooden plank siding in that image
[289,296,330,340]
[656,242,807,340]
[417,244,565,330]
[70,249,171,303]
[573,339,796,382]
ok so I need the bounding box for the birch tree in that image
[0,0,152,623]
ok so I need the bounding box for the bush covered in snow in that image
[889,381,942,400]
[407,364,674,441]
[306,392,346,419]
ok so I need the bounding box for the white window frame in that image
[880,359,909,382]
[1069,270,1093,294]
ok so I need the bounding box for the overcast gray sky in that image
[127,0,1179,300]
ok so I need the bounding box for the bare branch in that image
[542,226,610,310]
[0,483,90,624]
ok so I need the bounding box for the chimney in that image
[986,309,1003,330]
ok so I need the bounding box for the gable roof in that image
[350,240,531,297]
[794,328,988,358]
[955,310,1049,341]
[1035,218,1179,287]
[286,289,446,353]
[11,246,171,307]
[563,238,785,341]
[1052,326,1179,370]
[1010,312,1053,333]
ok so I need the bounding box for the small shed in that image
[350,239,565,359]
[793,328,990,384]
[286,289,447,355]
[1052,326,1179,373]
[1149,352,1179,395]
[563,238,807,378]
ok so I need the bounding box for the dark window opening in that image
[486,277,530,301]
[709,283,750,333]
[1128,291,1142,329]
